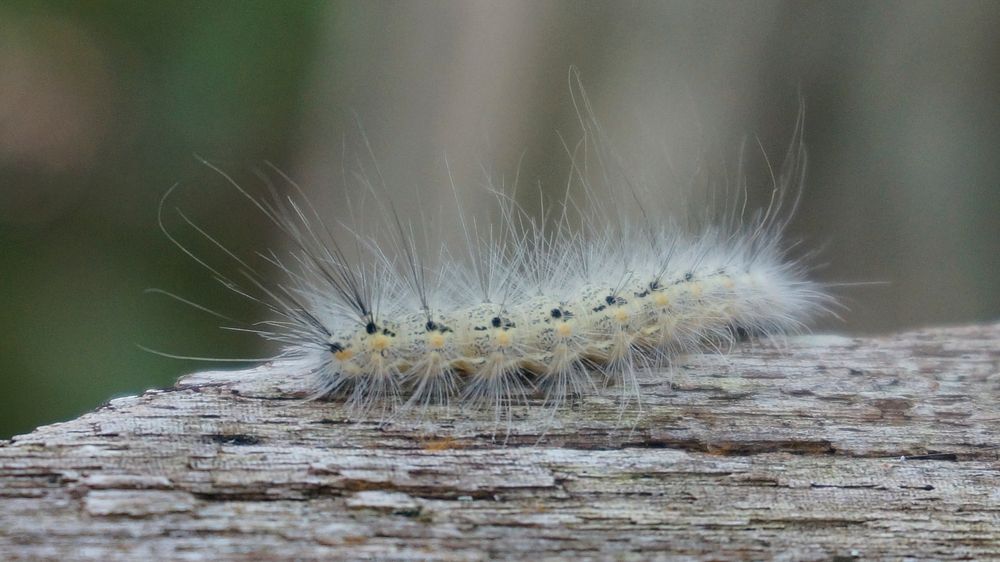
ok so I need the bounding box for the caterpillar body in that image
[161,73,833,429]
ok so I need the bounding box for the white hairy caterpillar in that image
[157,71,834,429]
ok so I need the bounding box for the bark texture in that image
[2,323,999,561]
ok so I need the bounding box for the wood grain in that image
[2,323,998,561]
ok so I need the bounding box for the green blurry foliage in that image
[0,1,325,438]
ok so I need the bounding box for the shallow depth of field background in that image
[1,1,997,438]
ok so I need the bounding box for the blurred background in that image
[1,0,997,438]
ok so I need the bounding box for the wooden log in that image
[2,323,998,561]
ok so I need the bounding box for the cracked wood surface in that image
[1,323,999,561]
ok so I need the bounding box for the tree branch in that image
[2,323,998,560]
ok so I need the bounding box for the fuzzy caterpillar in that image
[158,71,834,429]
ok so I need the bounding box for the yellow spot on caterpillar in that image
[689,283,703,298]
[556,322,573,337]
[613,309,629,323]
[654,294,670,306]
[722,276,735,289]
[334,349,354,361]
[428,333,446,349]
[371,334,391,351]
[495,331,512,347]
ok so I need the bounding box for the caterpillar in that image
[157,70,834,430]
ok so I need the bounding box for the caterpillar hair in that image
[154,69,836,434]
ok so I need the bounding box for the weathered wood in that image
[2,323,998,561]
